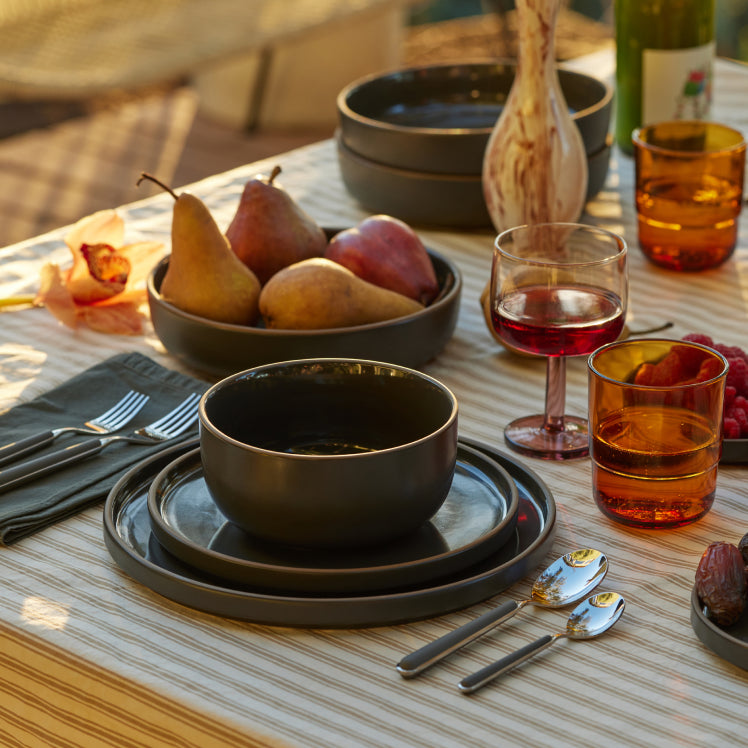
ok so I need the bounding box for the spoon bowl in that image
[459,592,625,693]
[396,548,608,678]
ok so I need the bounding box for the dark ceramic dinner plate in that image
[146,442,519,594]
[147,233,461,379]
[690,587,748,670]
[103,436,556,628]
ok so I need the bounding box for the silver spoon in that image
[396,548,608,678]
[458,591,625,693]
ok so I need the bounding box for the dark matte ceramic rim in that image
[145,443,519,593]
[337,60,613,136]
[690,587,748,671]
[103,437,556,628]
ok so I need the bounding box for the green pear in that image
[259,258,424,330]
[226,165,327,284]
[138,173,260,325]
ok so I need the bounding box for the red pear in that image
[324,215,439,305]
[226,166,327,285]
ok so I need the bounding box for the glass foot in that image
[504,414,589,460]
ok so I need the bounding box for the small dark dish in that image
[721,438,748,464]
[147,442,518,593]
[199,359,459,549]
[337,61,613,175]
[690,586,748,670]
[147,235,461,379]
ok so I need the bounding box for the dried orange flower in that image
[36,210,164,335]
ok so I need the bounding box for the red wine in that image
[492,284,624,356]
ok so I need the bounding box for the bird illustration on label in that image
[676,67,712,118]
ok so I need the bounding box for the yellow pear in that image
[259,258,424,329]
[139,173,260,325]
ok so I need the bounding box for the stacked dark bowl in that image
[336,61,613,229]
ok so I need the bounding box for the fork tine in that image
[88,390,139,425]
[144,393,201,437]
[95,392,150,431]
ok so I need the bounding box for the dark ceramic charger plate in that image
[103,436,556,628]
[147,232,461,379]
[690,587,748,670]
[146,442,519,594]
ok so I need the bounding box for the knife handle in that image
[0,431,57,468]
[396,600,521,678]
[0,438,105,494]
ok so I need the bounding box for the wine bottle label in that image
[642,42,715,124]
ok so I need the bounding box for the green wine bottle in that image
[615,0,715,155]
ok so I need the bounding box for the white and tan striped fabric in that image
[0,53,746,747]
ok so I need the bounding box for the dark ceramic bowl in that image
[337,61,613,175]
[336,131,611,229]
[147,234,461,379]
[199,359,459,549]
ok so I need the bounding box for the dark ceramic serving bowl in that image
[199,359,459,549]
[147,236,461,379]
[337,61,613,175]
[336,131,612,229]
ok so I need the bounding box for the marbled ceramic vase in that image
[482,0,588,233]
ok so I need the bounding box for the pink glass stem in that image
[543,356,566,432]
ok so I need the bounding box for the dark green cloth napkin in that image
[0,352,209,544]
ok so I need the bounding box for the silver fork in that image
[0,390,150,468]
[0,393,201,494]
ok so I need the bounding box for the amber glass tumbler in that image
[633,121,745,271]
[588,338,727,528]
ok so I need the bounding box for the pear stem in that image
[268,165,282,185]
[137,172,178,200]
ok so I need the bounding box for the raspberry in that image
[682,333,714,348]
[724,385,737,408]
[671,344,710,377]
[681,336,748,438]
[649,351,685,385]
[724,417,741,439]
[726,406,748,435]
[633,362,655,386]
[714,344,748,363]
[691,357,725,383]
[726,357,748,394]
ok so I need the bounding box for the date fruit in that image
[695,541,746,626]
[739,532,748,566]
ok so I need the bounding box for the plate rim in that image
[145,441,520,593]
[103,436,556,627]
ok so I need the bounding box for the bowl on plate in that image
[199,358,459,549]
[147,231,461,378]
[337,61,613,174]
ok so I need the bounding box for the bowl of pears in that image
[144,168,461,379]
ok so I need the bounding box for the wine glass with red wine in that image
[490,222,628,460]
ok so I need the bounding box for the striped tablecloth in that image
[0,54,746,748]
